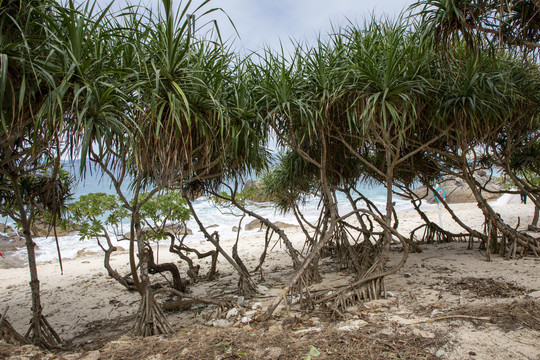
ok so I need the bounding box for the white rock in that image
[435,349,446,358]
[337,319,368,331]
[251,302,263,310]
[386,291,395,298]
[293,327,321,334]
[212,319,230,328]
[226,308,238,319]
[245,310,257,317]
[236,296,249,307]
[241,316,250,324]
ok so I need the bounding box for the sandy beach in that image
[0,198,539,359]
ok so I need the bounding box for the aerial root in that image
[24,315,61,350]
[133,290,173,337]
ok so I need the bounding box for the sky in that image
[103,0,416,54]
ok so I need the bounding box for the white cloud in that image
[95,0,415,53]
[208,0,414,53]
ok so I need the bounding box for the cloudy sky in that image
[106,0,416,54]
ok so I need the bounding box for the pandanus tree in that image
[66,0,262,335]
[411,0,540,55]
[48,0,174,336]
[253,19,442,317]
[410,0,540,257]
[0,0,77,348]
[416,45,540,258]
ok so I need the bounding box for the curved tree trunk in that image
[103,246,136,291]
[168,231,218,281]
[147,245,187,292]
[131,200,172,336]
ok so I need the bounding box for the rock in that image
[0,224,14,233]
[293,327,321,334]
[411,173,503,204]
[245,219,263,231]
[76,249,99,258]
[164,225,192,236]
[272,221,297,229]
[0,244,20,252]
[0,232,26,255]
[245,219,296,231]
[435,349,446,358]
[212,319,230,328]
[337,319,368,331]
[241,316,250,324]
[232,226,240,232]
[242,180,273,203]
[226,308,239,319]
[31,218,79,237]
[251,302,263,310]
[236,296,250,308]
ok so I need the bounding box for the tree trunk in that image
[132,207,172,336]
[12,178,60,349]
[147,245,187,292]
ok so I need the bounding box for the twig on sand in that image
[406,315,492,325]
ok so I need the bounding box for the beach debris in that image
[212,319,231,328]
[336,319,368,331]
[226,308,238,319]
[303,345,321,360]
[435,349,446,358]
[293,327,321,335]
[251,302,263,310]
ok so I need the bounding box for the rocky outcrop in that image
[31,218,80,237]
[242,180,273,203]
[245,219,297,231]
[412,171,503,204]
[0,225,25,255]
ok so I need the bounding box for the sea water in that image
[5,160,413,263]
